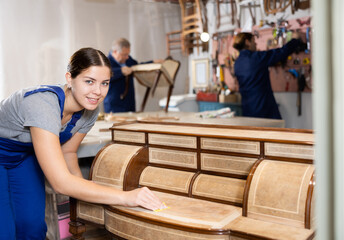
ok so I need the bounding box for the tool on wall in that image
[253,16,312,95]
[212,35,219,83]
[225,53,236,77]
[210,31,239,92]
[296,17,311,27]
[288,68,306,116]
[305,27,311,54]
[272,18,290,47]
[297,69,306,116]
[219,64,225,92]
[305,65,312,90]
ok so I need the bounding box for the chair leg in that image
[151,70,162,97]
[164,86,174,113]
[140,87,151,112]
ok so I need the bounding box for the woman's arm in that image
[258,39,304,67]
[30,127,162,210]
[61,132,86,178]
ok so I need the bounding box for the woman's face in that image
[67,66,111,111]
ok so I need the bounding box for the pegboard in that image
[212,34,239,91]
[211,16,312,93]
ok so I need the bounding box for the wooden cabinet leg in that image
[69,197,86,239]
[68,220,86,240]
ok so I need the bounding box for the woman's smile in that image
[86,96,101,105]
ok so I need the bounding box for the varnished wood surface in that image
[107,111,286,129]
[71,121,315,239]
[112,123,314,144]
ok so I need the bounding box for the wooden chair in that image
[131,59,180,112]
[235,0,266,27]
[179,0,208,55]
[215,0,238,28]
[263,0,294,15]
[166,30,182,56]
[165,0,208,56]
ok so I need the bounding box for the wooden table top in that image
[113,122,314,144]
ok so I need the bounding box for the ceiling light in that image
[200,32,210,42]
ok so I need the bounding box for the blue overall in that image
[0,86,82,240]
[234,39,303,119]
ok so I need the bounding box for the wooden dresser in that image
[69,121,315,240]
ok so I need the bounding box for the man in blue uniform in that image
[233,32,305,119]
[103,38,162,113]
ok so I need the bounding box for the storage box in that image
[196,91,218,102]
[219,94,238,103]
[58,214,72,239]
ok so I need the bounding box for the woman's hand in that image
[121,66,133,76]
[124,187,163,211]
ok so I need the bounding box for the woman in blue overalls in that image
[0,48,162,239]
[233,32,305,119]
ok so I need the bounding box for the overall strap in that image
[24,85,65,118]
[59,110,83,144]
[24,85,83,144]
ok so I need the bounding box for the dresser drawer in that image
[113,130,145,144]
[149,148,197,169]
[201,138,260,155]
[265,142,314,159]
[192,174,245,204]
[148,133,197,149]
[77,201,104,225]
[140,166,194,193]
[201,153,257,176]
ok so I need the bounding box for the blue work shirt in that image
[234,39,302,119]
[103,53,153,113]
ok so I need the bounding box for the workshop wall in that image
[189,2,313,129]
[0,0,313,128]
[0,0,185,112]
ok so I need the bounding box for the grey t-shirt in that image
[0,85,99,143]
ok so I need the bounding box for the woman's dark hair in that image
[67,48,112,78]
[233,33,254,51]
